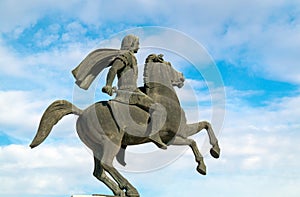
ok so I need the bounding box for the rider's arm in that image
[102,58,126,96]
[105,58,125,86]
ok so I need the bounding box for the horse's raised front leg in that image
[186,121,220,158]
[171,136,207,175]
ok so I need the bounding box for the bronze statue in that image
[30,35,220,197]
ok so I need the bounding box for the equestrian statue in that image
[30,35,221,197]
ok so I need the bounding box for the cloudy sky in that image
[1,0,300,197]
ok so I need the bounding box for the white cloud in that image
[0,31,102,100]
[61,21,88,43]
[219,92,300,175]
[0,91,44,131]
[257,24,300,83]
[0,39,26,76]
[0,90,79,142]
[2,0,299,84]
[33,24,61,47]
[0,36,91,78]
[142,1,300,85]
[0,0,83,33]
[0,144,96,195]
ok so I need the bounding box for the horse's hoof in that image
[126,193,140,197]
[126,195,139,197]
[115,190,126,197]
[126,189,140,197]
[210,144,220,159]
[197,163,206,175]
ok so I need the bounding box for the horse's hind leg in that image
[171,136,207,175]
[102,164,139,197]
[99,142,139,197]
[93,156,126,197]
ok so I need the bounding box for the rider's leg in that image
[130,92,167,149]
[148,102,167,149]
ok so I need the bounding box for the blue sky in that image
[1,0,300,197]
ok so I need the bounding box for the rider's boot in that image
[149,133,167,150]
[148,103,167,150]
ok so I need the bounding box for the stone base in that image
[71,195,116,197]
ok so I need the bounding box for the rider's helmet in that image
[120,34,140,53]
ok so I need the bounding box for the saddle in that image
[108,90,149,137]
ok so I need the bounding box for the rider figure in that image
[102,35,167,150]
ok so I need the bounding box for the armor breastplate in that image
[118,67,138,90]
[117,52,138,91]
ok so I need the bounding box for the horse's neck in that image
[146,84,180,104]
[144,68,173,89]
[144,62,179,104]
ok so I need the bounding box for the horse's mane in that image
[143,54,170,85]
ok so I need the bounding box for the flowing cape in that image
[72,48,126,90]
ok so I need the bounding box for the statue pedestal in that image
[71,195,116,197]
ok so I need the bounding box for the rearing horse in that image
[30,54,220,197]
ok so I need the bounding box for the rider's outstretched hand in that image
[102,85,113,96]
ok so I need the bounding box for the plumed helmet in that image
[120,34,139,51]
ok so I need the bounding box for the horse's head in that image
[145,54,185,89]
[166,61,185,88]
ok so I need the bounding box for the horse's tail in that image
[29,100,82,148]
